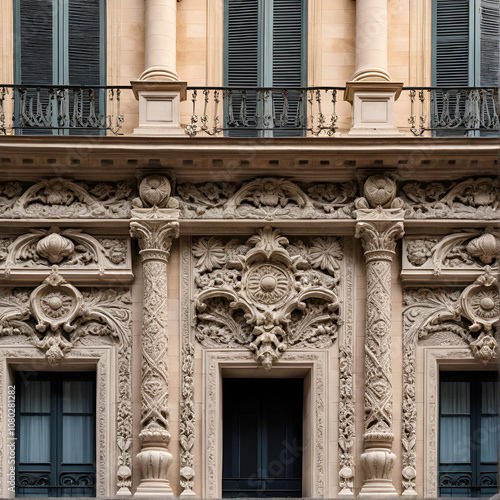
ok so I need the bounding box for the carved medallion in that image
[30,266,83,332]
[194,227,341,370]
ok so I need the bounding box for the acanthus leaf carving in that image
[194,227,341,370]
[176,177,357,219]
[405,229,500,275]
[402,177,500,219]
[2,227,129,277]
[0,178,133,219]
[401,274,499,494]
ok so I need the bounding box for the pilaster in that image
[130,176,181,497]
[355,175,404,497]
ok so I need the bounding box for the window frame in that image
[438,370,499,497]
[15,371,97,498]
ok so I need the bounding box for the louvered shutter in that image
[68,0,104,86]
[272,0,305,136]
[18,0,54,85]
[479,0,499,86]
[225,0,259,136]
[434,0,471,87]
[68,0,105,135]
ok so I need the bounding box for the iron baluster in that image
[186,89,199,137]
[329,89,338,135]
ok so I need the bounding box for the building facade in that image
[0,0,499,498]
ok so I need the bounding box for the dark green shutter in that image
[433,0,471,86]
[272,0,305,88]
[225,0,306,136]
[18,0,54,85]
[225,0,259,88]
[68,0,105,86]
[479,0,499,86]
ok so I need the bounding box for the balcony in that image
[0,84,498,137]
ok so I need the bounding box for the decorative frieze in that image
[193,227,341,370]
[403,228,500,279]
[0,179,133,218]
[176,177,357,219]
[1,228,129,278]
[401,177,500,219]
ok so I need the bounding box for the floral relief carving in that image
[1,227,129,277]
[180,238,196,496]
[0,270,133,493]
[193,227,341,370]
[338,237,355,495]
[0,179,133,219]
[176,177,357,219]
[405,229,500,275]
[402,177,500,219]
[402,271,499,495]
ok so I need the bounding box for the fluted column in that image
[352,0,390,82]
[141,0,179,81]
[355,175,404,497]
[130,176,180,497]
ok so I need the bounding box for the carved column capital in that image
[130,208,180,263]
[355,219,404,261]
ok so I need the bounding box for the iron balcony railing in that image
[0,84,127,135]
[406,87,500,136]
[185,87,343,137]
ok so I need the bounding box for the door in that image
[222,378,303,497]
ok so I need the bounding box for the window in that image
[13,0,106,134]
[439,372,499,497]
[222,378,303,498]
[432,0,499,135]
[224,0,307,136]
[15,372,96,497]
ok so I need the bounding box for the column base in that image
[131,80,188,136]
[359,479,398,497]
[135,479,174,497]
[345,81,404,136]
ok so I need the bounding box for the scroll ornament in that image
[194,227,341,370]
[0,265,132,365]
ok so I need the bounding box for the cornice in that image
[0,137,497,182]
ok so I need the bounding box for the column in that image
[130,176,180,496]
[131,0,187,135]
[354,175,404,497]
[141,0,179,82]
[352,0,390,82]
[344,0,403,135]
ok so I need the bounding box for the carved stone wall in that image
[192,226,342,370]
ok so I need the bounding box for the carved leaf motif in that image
[192,237,226,272]
[308,237,343,274]
[403,177,500,219]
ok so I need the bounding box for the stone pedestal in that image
[132,81,187,136]
[345,81,404,136]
